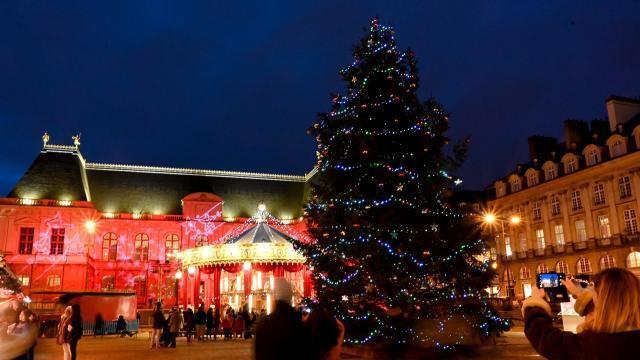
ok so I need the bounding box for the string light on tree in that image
[299,18,501,349]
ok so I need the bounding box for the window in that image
[533,201,542,220]
[519,266,531,279]
[503,235,512,256]
[510,178,521,192]
[102,233,118,261]
[47,274,61,288]
[195,235,208,247]
[611,139,625,157]
[134,233,149,261]
[134,277,146,298]
[550,196,561,216]
[165,234,180,258]
[565,158,577,174]
[527,172,539,187]
[600,255,616,270]
[576,258,592,274]
[102,275,115,290]
[17,275,30,286]
[19,227,35,255]
[586,148,600,166]
[626,251,640,268]
[556,260,569,274]
[593,183,606,205]
[619,176,632,199]
[554,224,565,245]
[50,228,65,255]
[623,209,638,234]
[536,229,545,248]
[536,263,548,274]
[545,165,557,181]
[575,220,587,242]
[496,183,506,197]
[503,268,514,281]
[518,232,527,252]
[571,190,582,211]
[598,215,611,238]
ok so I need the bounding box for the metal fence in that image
[82,319,139,336]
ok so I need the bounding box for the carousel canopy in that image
[179,221,306,269]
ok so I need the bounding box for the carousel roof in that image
[227,222,294,245]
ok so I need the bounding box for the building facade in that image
[489,96,640,299]
[0,137,315,312]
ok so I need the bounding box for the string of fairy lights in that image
[301,18,501,349]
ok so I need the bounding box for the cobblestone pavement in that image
[33,335,253,360]
[31,328,538,359]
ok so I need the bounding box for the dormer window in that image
[565,158,577,174]
[526,170,539,187]
[584,146,600,166]
[510,177,522,192]
[542,161,557,181]
[495,182,506,197]
[607,135,627,158]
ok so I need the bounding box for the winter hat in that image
[273,278,293,305]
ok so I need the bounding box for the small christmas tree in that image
[302,19,496,347]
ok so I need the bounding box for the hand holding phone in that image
[537,272,570,303]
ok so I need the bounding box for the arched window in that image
[134,233,149,261]
[510,176,522,193]
[519,266,531,279]
[611,139,626,157]
[526,170,539,187]
[556,260,569,274]
[495,182,506,197]
[626,251,640,269]
[584,147,600,166]
[600,255,616,270]
[576,257,592,274]
[536,263,548,274]
[543,162,557,181]
[165,234,180,258]
[565,158,577,174]
[195,235,208,247]
[101,275,115,290]
[102,232,118,261]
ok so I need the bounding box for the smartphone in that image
[537,272,570,303]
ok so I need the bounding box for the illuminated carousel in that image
[177,205,313,313]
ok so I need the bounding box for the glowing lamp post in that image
[481,212,522,300]
[84,220,96,234]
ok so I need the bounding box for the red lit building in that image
[0,136,316,311]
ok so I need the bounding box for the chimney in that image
[564,120,589,150]
[606,96,640,132]
[528,136,558,162]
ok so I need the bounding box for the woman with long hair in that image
[523,267,640,359]
[57,306,72,360]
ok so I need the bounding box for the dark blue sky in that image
[1,1,639,194]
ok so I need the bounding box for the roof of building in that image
[227,222,293,245]
[7,145,313,218]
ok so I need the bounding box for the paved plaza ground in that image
[31,327,539,359]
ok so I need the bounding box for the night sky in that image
[1,1,639,195]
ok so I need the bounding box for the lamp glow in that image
[258,203,266,212]
[510,215,521,225]
[483,213,496,224]
[243,261,251,271]
[491,262,498,269]
[84,220,96,233]
[174,270,183,279]
[187,266,196,275]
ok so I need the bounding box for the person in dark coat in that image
[151,302,165,349]
[115,315,134,337]
[206,307,215,340]
[255,278,305,360]
[194,305,207,342]
[183,306,195,343]
[69,304,83,360]
[93,313,103,337]
[523,268,640,359]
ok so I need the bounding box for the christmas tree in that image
[302,19,497,347]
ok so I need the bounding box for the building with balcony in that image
[488,96,640,299]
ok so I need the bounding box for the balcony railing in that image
[534,248,545,256]
[596,237,611,247]
[516,251,528,259]
[553,245,565,254]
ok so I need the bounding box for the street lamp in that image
[482,212,521,300]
